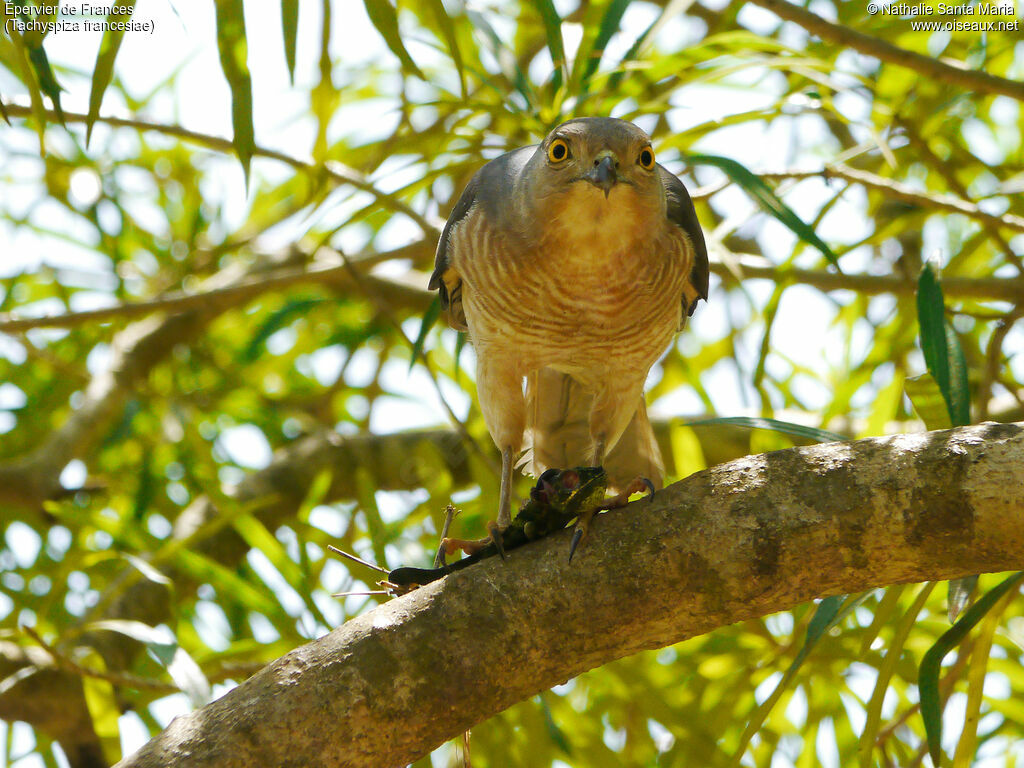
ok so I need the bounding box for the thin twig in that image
[21,624,179,693]
[759,165,1024,235]
[747,0,1024,103]
[0,244,431,333]
[2,103,443,236]
[434,504,459,568]
[327,544,389,575]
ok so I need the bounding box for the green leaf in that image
[919,572,1024,766]
[578,0,631,91]
[26,43,64,123]
[163,645,212,708]
[173,549,280,615]
[531,0,566,90]
[466,9,534,106]
[0,91,9,125]
[232,513,307,598]
[1,5,49,146]
[857,584,935,768]
[79,649,122,765]
[122,553,172,586]
[685,416,847,444]
[298,468,334,520]
[214,0,256,182]
[363,0,426,79]
[731,595,849,766]
[916,263,970,426]
[454,330,468,382]
[409,296,441,372]
[85,0,136,145]
[85,618,170,644]
[242,297,327,362]
[281,0,299,84]
[685,153,839,266]
[904,373,952,430]
[425,0,464,96]
[538,693,572,755]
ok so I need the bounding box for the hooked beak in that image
[585,153,617,198]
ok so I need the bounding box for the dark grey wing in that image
[428,171,480,310]
[429,146,537,329]
[659,165,709,317]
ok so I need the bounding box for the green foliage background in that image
[1,0,1024,766]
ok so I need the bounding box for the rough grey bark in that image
[116,422,1024,768]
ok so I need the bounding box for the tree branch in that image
[4,248,1022,338]
[746,0,1024,103]
[0,243,434,333]
[115,422,1024,768]
[1,104,442,236]
[761,165,1024,235]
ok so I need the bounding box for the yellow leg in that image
[497,445,514,529]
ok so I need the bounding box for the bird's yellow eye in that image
[547,138,570,164]
[638,147,655,170]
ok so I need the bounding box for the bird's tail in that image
[520,368,664,492]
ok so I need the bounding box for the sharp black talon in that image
[641,477,656,501]
[488,522,506,560]
[568,527,584,563]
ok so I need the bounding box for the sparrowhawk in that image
[429,117,709,549]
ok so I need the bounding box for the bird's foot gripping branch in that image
[330,466,654,596]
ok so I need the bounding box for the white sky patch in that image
[216,425,273,469]
[59,459,87,490]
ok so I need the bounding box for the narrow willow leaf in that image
[730,595,846,766]
[943,321,970,426]
[466,9,533,105]
[122,553,172,586]
[79,649,122,765]
[1,5,48,146]
[27,43,64,123]
[685,153,839,266]
[606,0,693,90]
[355,465,389,567]
[916,263,967,425]
[538,693,573,755]
[606,9,655,90]
[915,263,973,622]
[952,590,1007,768]
[165,645,212,708]
[281,0,299,84]
[232,518,307,602]
[426,0,464,95]
[454,330,468,382]
[410,296,441,372]
[214,0,255,182]
[363,0,425,79]
[685,415,847,444]
[86,0,136,144]
[173,549,280,615]
[919,572,1024,766]
[86,618,173,645]
[531,0,566,89]
[858,583,934,768]
[578,0,631,91]
[298,468,334,520]
[904,373,951,430]
[242,297,326,362]
[669,422,706,478]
